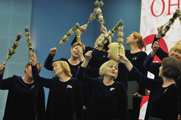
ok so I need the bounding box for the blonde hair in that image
[108,42,125,62]
[52,61,72,77]
[170,45,181,52]
[99,60,118,79]
[132,32,146,49]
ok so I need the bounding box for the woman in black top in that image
[119,54,180,120]
[125,32,147,120]
[76,51,127,120]
[30,51,83,120]
[0,61,45,120]
[44,42,85,77]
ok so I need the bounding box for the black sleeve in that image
[176,80,181,114]
[143,53,160,76]
[151,35,160,48]
[44,53,54,71]
[129,66,158,91]
[151,35,169,60]
[37,85,45,120]
[71,36,77,46]
[76,66,98,92]
[74,80,83,120]
[137,53,148,95]
[119,84,128,120]
[32,65,52,88]
[155,48,169,61]
[0,73,12,90]
[85,65,100,78]
[118,63,129,91]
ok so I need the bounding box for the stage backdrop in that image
[139,0,181,119]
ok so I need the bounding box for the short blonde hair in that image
[170,45,181,52]
[108,42,125,62]
[99,60,118,79]
[52,61,72,77]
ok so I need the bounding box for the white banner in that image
[139,0,181,119]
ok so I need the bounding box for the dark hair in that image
[162,57,181,80]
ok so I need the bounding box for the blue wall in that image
[31,0,141,106]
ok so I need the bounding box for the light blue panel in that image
[0,0,11,11]
[0,39,8,60]
[0,90,8,115]
[7,63,26,77]
[0,0,32,119]
[10,16,31,38]
[12,0,32,14]
[0,14,10,36]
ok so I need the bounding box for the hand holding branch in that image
[81,51,92,68]
[118,54,133,72]
[0,63,6,75]
[50,47,57,56]
[29,50,37,66]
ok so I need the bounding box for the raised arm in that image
[0,62,10,89]
[81,51,92,68]
[152,25,169,60]
[0,62,5,75]
[143,53,160,77]
[118,54,158,91]
[77,45,85,62]
[136,53,148,96]
[76,51,98,91]
[143,40,161,76]
[74,80,83,120]
[71,24,87,46]
[118,83,128,120]
[29,50,52,88]
[118,54,133,72]
[151,39,160,58]
[44,47,57,71]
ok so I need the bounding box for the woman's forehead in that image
[53,62,59,66]
[108,63,118,67]
[171,49,181,52]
